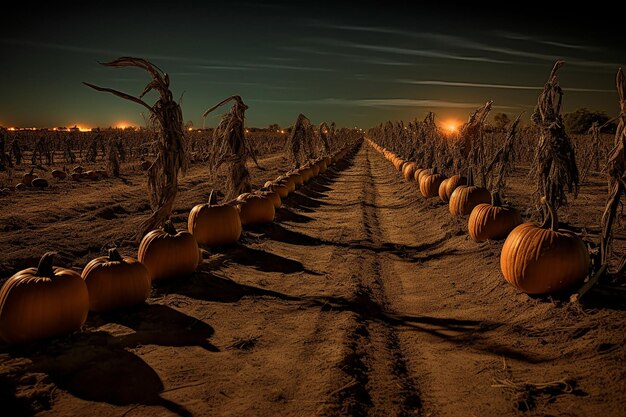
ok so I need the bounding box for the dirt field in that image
[1,140,625,416]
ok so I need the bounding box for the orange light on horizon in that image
[441,120,460,135]
[115,121,135,129]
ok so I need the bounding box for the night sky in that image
[0,2,623,129]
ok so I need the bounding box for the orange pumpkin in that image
[449,170,490,216]
[138,221,200,281]
[22,168,37,186]
[257,189,282,209]
[82,248,151,312]
[468,192,522,242]
[0,252,89,345]
[236,193,275,225]
[188,191,242,246]
[438,178,450,202]
[402,162,416,181]
[31,178,49,188]
[420,167,446,198]
[445,174,467,200]
[51,169,67,180]
[500,199,589,294]
[264,180,289,198]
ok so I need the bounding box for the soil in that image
[0,141,625,417]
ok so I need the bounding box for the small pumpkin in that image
[0,252,89,345]
[51,169,67,180]
[402,162,416,181]
[438,178,450,202]
[84,171,99,181]
[22,168,37,186]
[72,165,85,174]
[500,199,589,294]
[445,174,467,200]
[71,172,82,181]
[420,167,446,198]
[317,158,328,173]
[288,172,304,187]
[265,180,289,198]
[449,170,490,217]
[82,248,151,312]
[257,188,282,209]
[468,192,522,242]
[31,178,49,188]
[416,168,432,184]
[188,191,242,246]
[15,183,27,191]
[95,169,108,179]
[138,220,200,281]
[236,193,275,225]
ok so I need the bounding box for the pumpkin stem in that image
[467,168,474,187]
[208,190,216,206]
[491,191,502,207]
[540,196,559,231]
[163,220,177,235]
[108,248,125,263]
[35,252,56,277]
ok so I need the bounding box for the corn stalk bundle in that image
[580,122,603,182]
[84,57,188,239]
[287,113,315,168]
[530,60,579,212]
[203,95,257,200]
[456,101,492,184]
[485,113,523,193]
[317,122,332,156]
[600,68,626,268]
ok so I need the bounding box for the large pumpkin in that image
[188,192,242,246]
[449,170,490,216]
[82,248,151,312]
[0,252,89,345]
[420,167,446,198]
[468,192,522,242]
[138,221,200,281]
[445,174,467,200]
[51,169,67,180]
[236,193,275,225]
[500,199,589,294]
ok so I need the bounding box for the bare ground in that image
[0,142,625,416]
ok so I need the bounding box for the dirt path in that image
[1,141,625,416]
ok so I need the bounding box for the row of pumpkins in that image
[365,138,589,297]
[0,144,359,345]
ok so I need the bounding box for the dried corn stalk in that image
[456,101,492,185]
[287,113,314,168]
[600,68,626,267]
[486,112,523,193]
[84,57,188,239]
[530,60,579,211]
[317,122,332,156]
[580,122,602,182]
[203,96,257,200]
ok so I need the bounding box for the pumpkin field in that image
[0,25,626,415]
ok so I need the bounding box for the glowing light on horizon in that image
[442,120,460,135]
[115,121,135,129]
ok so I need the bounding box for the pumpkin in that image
[413,168,425,182]
[449,170,490,216]
[402,162,416,181]
[51,169,67,180]
[236,193,275,225]
[468,192,522,242]
[22,168,37,186]
[445,174,467,200]
[420,167,446,198]
[95,169,108,179]
[438,178,450,202]
[277,175,297,193]
[323,156,332,167]
[31,178,49,188]
[81,248,151,312]
[0,252,89,345]
[310,162,321,177]
[500,199,589,294]
[71,172,82,181]
[84,171,99,181]
[72,165,85,174]
[299,166,314,182]
[141,160,151,170]
[15,183,27,191]
[264,180,289,198]
[289,172,304,187]
[317,159,328,173]
[188,191,242,246]
[257,188,282,209]
[416,168,432,184]
[138,220,200,281]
